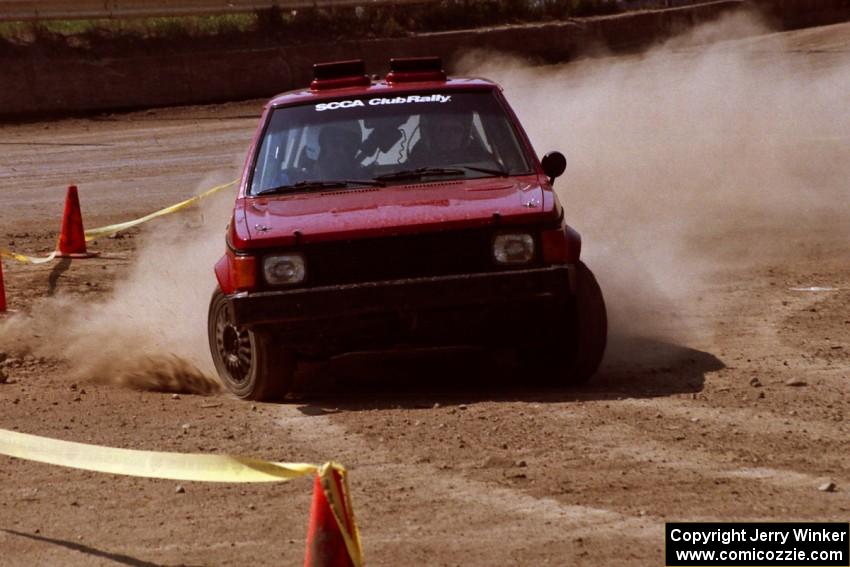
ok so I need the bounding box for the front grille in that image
[300,227,537,287]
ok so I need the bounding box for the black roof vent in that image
[311,59,371,90]
[386,56,447,83]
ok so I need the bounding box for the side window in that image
[479,112,528,172]
[472,113,494,154]
[252,125,319,193]
[252,129,282,193]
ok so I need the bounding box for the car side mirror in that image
[541,151,567,184]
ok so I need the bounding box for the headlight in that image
[493,233,535,265]
[263,254,306,285]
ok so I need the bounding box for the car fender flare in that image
[214,254,234,295]
[564,224,582,263]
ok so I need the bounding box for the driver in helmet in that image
[314,126,363,180]
[408,112,492,168]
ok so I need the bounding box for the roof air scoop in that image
[311,59,371,91]
[386,56,447,84]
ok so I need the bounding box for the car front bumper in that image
[229,265,575,351]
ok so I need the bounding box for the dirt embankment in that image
[7,0,849,119]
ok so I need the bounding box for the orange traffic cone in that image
[0,259,6,313]
[56,185,97,258]
[304,466,362,567]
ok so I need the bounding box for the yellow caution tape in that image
[1,179,237,265]
[0,428,316,482]
[83,179,237,241]
[0,249,57,265]
[0,428,363,565]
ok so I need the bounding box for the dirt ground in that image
[1,20,849,567]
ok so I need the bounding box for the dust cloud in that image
[0,176,235,394]
[3,14,849,390]
[461,12,850,341]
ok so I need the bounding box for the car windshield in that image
[249,90,532,195]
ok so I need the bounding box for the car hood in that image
[238,175,548,248]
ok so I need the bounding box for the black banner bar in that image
[666,522,849,566]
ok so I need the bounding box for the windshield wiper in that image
[461,164,509,177]
[374,167,465,182]
[255,179,385,196]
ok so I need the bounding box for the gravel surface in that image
[0,21,848,567]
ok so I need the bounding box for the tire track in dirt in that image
[578,422,848,491]
[613,398,849,443]
[582,261,849,496]
[273,405,659,564]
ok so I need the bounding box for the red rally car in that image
[208,57,607,400]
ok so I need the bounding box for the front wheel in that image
[520,261,607,386]
[208,290,295,401]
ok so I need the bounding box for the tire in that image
[520,261,607,386]
[570,261,608,382]
[208,290,296,401]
